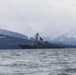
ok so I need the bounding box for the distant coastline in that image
[0,29,75,49]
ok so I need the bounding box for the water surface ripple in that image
[0,49,76,75]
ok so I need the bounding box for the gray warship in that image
[19,33,65,49]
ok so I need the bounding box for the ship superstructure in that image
[19,33,65,49]
[32,33,44,47]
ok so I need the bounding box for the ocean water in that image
[0,49,76,75]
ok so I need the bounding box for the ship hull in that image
[19,45,65,49]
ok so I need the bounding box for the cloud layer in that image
[0,0,76,37]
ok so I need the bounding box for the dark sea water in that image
[0,49,76,75]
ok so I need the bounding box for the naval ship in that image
[19,33,65,49]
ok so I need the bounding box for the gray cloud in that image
[0,0,76,37]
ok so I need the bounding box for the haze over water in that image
[0,49,76,75]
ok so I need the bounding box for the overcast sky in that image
[0,0,76,37]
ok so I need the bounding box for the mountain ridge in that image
[49,31,76,45]
[0,29,31,49]
[0,29,28,39]
[0,29,76,49]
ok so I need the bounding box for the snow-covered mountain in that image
[50,31,76,45]
[0,29,31,49]
[0,28,76,49]
[0,29,28,39]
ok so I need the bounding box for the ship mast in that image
[36,33,39,42]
